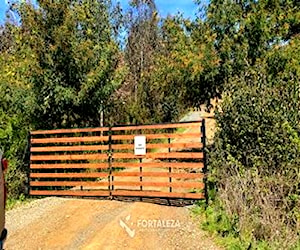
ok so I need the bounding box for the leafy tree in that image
[16,0,123,129]
[201,0,300,98]
[125,0,159,96]
[205,1,300,244]
[0,22,36,198]
[0,0,124,198]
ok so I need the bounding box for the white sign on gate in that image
[134,136,146,155]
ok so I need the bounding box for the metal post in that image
[26,132,31,197]
[201,119,208,206]
[168,137,172,193]
[108,126,113,198]
[140,158,143,191]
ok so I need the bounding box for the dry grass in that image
[217,165,300,248]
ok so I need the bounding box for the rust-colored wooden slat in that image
[30,163,109,169]
[30,190,109,196]
[31,145,109,152]
[111,142,203,150]
[31,136,109,144]
[112,181,204,188]
[111,122,202,131]
[112,172,203,178]
[30,181,109,187]
[111,162,204,169]
[31,127,109,135]
[110,144,134,150]
[111,190,204,199]
[30,154,108,161]
[30,162,203,169]
[145,142,204,149]
[111,133,201,141]
[30,172,109,178]
[112,152,203,159]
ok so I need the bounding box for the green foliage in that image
[194,1,300,248]
[0,3,299,250]
[205,0,300,95]
[120,10,218,124]
[6,195,35,211]
[193,201,298,250]
[207,34,300,248]
[0,23,35,198]
[149,16,218,113]
[17,0,122,129]
[0,0,124,198]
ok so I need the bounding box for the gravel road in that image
[6,198,220,250]
[5,111,220,250]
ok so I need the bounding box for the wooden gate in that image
[29,121,206,200]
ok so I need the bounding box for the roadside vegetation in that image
[0,0,299,248]
[199,1,300,249]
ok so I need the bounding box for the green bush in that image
[0,83,32,199]
[206,48,300,248]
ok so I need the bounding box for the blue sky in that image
[0,0,8,23]
[117,0,198,19]
[0,0,199,24]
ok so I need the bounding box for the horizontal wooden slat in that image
[111,122,202,131]
[111,133,201,141]
[111,142,203,150]
[111,190,204,199]
[31,136,109,144]
[31,145,109,152]
[30,190,109,196]
[31,154,108,161]
[30,163,109,169]
[31,127,109,135]
[111,162,204,169]
[112,172,203,178]
[30,172,109,178]
[30,162,203,170]
[31,152,202,161]
[30,181,108,187]
[30,122,202,135]
[112,181,204,188]
[112,152,203,159]
[30,143,202,152]
[31,131,201,144]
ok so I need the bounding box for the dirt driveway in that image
[6,197,221,250]
[6,110,219,250]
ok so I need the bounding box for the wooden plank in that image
[30,122,202,135]
[30,190,109,196]
[31,145,109,152]
[111,162,204,169]
[30,163,109,169]
[112,181,204,188]
[31,127,109,135]
[30,154,108,161]
[111,133,201,141]
[30,172,109,178]
[111,142,203,150]
[31,136,109,144]
[30,181,109,187]
[111,122,202,131]
[112,152,203,159]
[112,172,203,178]
[111,190,204,199]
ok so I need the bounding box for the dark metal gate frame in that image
[29,120,207,200]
